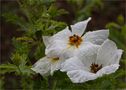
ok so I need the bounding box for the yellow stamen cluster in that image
[90,63,102,73]
[69,34,82,48]
[51,57,59,63]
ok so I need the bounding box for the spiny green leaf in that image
[0,64,18,74]
[19,65,35,76]
[11,53,27,66]
[2,12,26,28]
[34,42,45,60]
[16,36,34,42]
[106,22,121,30]
[12,38,30,54]
[48,4,68,18]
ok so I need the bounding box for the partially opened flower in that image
[61,39,123,83]
[31,36,68,76]
[31,47,66,76]
[45,17,109,57]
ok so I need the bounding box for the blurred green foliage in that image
[67,0,103,21]
[0,0,126,90]
[106,15,126,51]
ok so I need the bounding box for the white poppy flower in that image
[45,17,109,57]
[31,36,67,76]
[61,39,123,83]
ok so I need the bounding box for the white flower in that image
[45,17,109,57]
[61,39,123,83]
[31,36,68,76]
[31,56,64,76]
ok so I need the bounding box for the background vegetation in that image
[0,0,126,90]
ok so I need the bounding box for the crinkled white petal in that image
[52,28,72,42]
[61,42,100,71]
[42,36,51,46]
[46,39,84,58]
[31,57,51,76]
[61,56,88,72]
[61,45,77,58]
[71,17,91,36]
[107,49,123,65]
[67,70,97,83]
[83,30,109,45]
[114,49,123,64]
[46,45,61,58]
[96,39,118,66]
[45,40,68,56]
[96,64,119,77]
[77,42,100,56]
[77,42,100,69]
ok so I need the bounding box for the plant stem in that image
[48,76,53,90]
[52,79,57,90]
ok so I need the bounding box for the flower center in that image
[51,57,59,62]
[69,34,82,48]
[90,63,102,73]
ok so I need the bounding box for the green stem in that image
[48,76,52,90]
[52,79,57,90]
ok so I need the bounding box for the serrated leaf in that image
[48,4,68,18]
[16,36,33,42]
[11,53,28,66]
[2,12,26,28]
[34,42,45,60]
[0,64,18,74]
[106,22,120,29]
[12,38,30,54]
[19,65,35,76]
